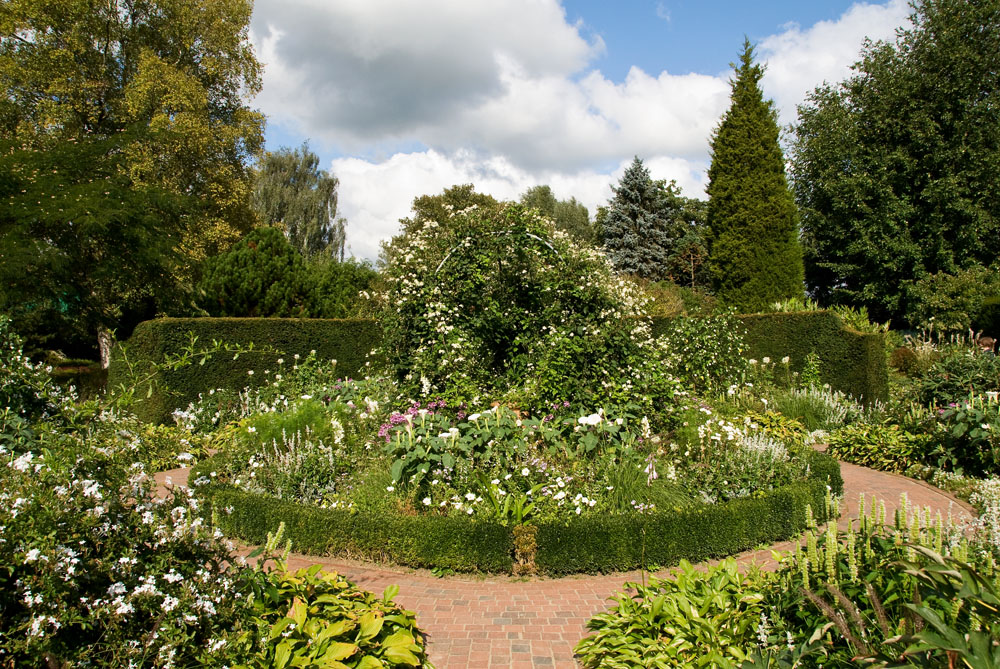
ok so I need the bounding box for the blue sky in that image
[562,1,866,79]
[249,0,910,259]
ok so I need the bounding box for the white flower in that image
[422,497,432,506]
[749,358,758,365]
[577,412,602,426]
[386,486,395,492]
[781,356,790,364]
[24,548,42,562]
[521,468,530,476]
[247,370,254,376]
[762,357,771,364]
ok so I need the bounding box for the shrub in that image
[917,345,1000,407]
[578,493,1000,668]
[889,345,919,375]
[377,201,682,413]
[651,310,889,402]
[932,394,1000,476]
[827,423,930,473]
[653,312,749,393]
[0,314,75,423]
[576,559,770,667]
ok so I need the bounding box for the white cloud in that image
[334,151,707,261]
[759,0,911,124]
[251,0,911,261]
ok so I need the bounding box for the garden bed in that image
[190,450,841,575]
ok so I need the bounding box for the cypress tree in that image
[707,40,803,312]
[602,157,672,280]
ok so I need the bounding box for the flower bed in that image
[189,449,840,575]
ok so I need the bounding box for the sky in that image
[249,0,912,261]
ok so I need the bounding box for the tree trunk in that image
[98,328,113,369]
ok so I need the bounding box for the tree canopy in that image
[519,185,593,243]
[0,0,264,354]
[706,40,803,313]
[379,184,500,267]
[253,143,346,259]
[601,158,709,286]
[791,0,1000,324]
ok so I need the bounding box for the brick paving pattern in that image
[154,460,975,668]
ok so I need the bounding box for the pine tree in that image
[601,157,673,280]
[707,40,803,312]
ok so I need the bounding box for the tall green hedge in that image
[651,311,887,403]
[107,318,381,423]
[112,311,886,423]
[189,451,841,575]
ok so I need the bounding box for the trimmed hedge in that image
[113,311,887,423]
[652,311,888,403]
[190,451,842,575]
[108,318,381,423]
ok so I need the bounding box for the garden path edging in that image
[153,462,975,669]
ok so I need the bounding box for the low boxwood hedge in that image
[189,451,842,575]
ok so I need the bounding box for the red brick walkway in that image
[154,462,974,668]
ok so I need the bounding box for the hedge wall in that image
[189,451,841,575]
[113,311,886,423]
[107,318,381,423]
[652,311,888,403]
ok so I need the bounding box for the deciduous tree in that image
[0,0,264,355]
[254,143,346,259]
[791,0,1000,324]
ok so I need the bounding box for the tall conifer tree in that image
[706,40,803,312]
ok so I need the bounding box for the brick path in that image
[154,461,974,668]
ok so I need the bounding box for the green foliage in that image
[253,143,347,259]
[197,227,314,317]
[580,492,1000,668]
[917,346,1000,407]
[908,265,1000,333]
[191,452,839,575]
[576,559,771,668]
[0,314,74,422]
[379,184,500,267]
[934,395,1000,476]
[652,312,749,393]
[1,432,250,666]
[379,200,681,412]
[721,311,889,403]
[601,159,708,285]
[240,554,429,669]
[534,464,837,575]
[706,40,804,312]
[791,0,1000,324]
[192,473,515,573]
[827,423,930,473]
[107,318,382,423]
[0,0,265,354]
[0,134,188,357]
[519,184,594,243]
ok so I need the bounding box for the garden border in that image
[189,450,842,575]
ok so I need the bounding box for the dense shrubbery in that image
[378,201,684,416]
[0,316,430,667]
[195,227,377,319]
[577,493,1000,667]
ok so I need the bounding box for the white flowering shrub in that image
[379,202,682,415]
[0,440,251,666]
[0,314,74,428]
